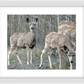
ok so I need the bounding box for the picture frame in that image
[0,0,84,84]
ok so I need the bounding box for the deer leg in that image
[15,48,22,65]
[39,48,47,68]
[8,47,15,65]
[57,47,62,69]
[70,63,73,70]
[30,49,33,64]
[25,45,29,65]
[48,49,53,69]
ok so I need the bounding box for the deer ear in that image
[36,18,38,22]
[26,18,29,23]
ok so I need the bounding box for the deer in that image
[8,18,38,65]
[39,32,75,70]
[58,20,76,28]
[58,21,76,49]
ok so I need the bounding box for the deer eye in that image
[73,55,75,57]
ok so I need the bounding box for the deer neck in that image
[66,44,73,50]
[30,30,36,39]
[65,37,73,51]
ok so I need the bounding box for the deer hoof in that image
[59,66,61,69]
[70,67,72,70]
[27,62,29,65]
[8,63,10,66]
[39,66,41,69]
[39,64,42,68]
[30,61,32,64]
[50,66,52,69]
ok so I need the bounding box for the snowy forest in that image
[7,15,76,69]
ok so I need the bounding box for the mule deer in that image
[8,18,38,65]
[58,20,76,28]
[39,32,75,69]
[58,21,76,48]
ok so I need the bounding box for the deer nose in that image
[71,61,73,63]
[31,27,34,29]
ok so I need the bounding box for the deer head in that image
[26,18,38,32]
[67,50,75,64]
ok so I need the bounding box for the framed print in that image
[0,0,84,84]
[0,6,83,77]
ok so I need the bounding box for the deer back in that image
[58,21,76,44]
[10,33,25,47]
[45,32,67,48]
[58,21,76,27]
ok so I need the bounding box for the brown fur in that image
[39,32,75,69]
[10,32,36,49]
[58,20,76,28]
[45,32,73,50]
[58,21,76,47]
[8,19,38,65]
